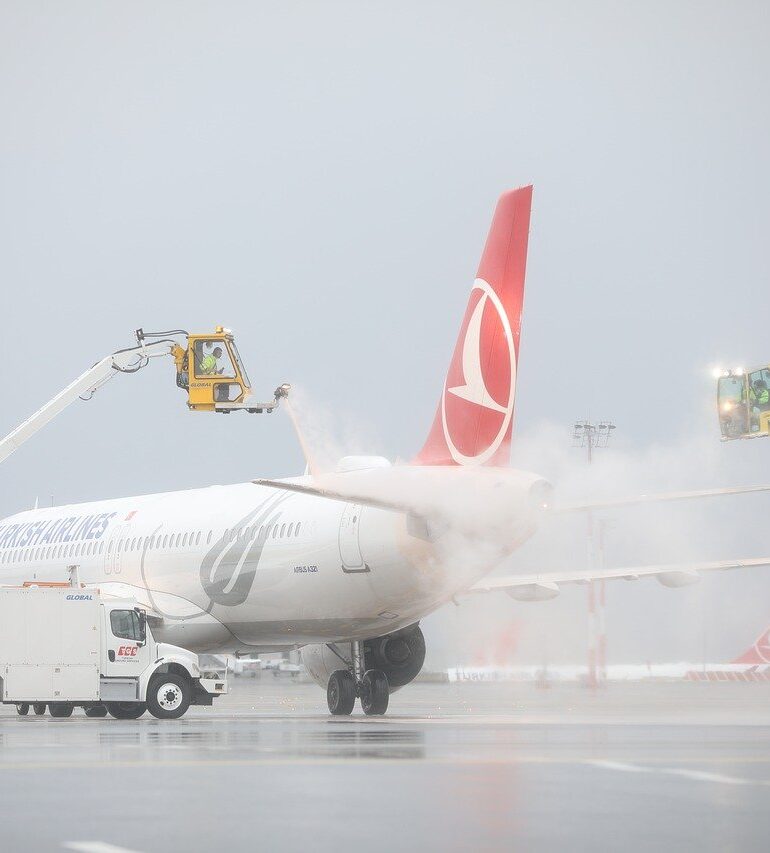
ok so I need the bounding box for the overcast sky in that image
[2,2,769,664]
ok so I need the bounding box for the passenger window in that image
[287,523,294,537]
[207,531,212,544]
[182,533,188,547]
[162,535,168,548]
[295,522,301,537]
[110,609,143,641]
[196,532,201,546]
[280,524,286,538]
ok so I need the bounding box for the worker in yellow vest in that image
[200,346,223,375]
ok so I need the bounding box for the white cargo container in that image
[0,576,227,719]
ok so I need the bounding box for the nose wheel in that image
[326,641,390,716]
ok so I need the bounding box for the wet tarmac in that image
[1,679,770,852]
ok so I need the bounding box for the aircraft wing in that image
[468,558,770,599]
[553,484,770,513]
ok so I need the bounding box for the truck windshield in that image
[110,609,143,641]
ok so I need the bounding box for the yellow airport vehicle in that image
[717,364,770,440]
[137,326,288,414]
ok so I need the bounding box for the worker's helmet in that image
[756,379,767,391]
[213,347,223,357]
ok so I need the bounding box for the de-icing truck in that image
[0,571,227,719]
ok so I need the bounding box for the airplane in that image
[1,185,768,717]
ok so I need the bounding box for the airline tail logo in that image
[733,626,770,665]
[440,279,516,464]
[416,185,532,467]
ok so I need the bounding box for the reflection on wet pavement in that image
[1,681,770,852]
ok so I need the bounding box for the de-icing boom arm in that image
[0,339,174,467]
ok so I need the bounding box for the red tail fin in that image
[733,626,770,664]
[415,186,533,466]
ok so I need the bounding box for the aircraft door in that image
[103,524,130,576]
[339,504,369,573]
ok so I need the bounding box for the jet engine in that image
[302,624,426,692]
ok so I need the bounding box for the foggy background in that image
[1,2,769,669]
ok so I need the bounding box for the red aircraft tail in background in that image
[732,625,770,665]
[414,185,533,467]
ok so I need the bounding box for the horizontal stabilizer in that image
[253,478,410,514]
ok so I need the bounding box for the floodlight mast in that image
[572,419,616,689]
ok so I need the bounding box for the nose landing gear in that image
[326,640,390,716]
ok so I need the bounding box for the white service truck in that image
[0,580,227,719]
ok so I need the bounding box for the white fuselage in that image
[0,467,544,653]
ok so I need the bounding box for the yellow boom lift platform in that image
[0,327,290,465]
[717,364,770,440]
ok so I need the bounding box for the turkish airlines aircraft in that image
[1,186,768,715]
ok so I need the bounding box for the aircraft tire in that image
[33,704,46,715]
[49,702,74,718]
[16,703,29,716]
[107,702,147,720]
[360,670,389,716]
[327,670,355,715]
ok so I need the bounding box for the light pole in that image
[572,420,616,689]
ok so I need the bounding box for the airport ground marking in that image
[585,760,770,786]
[585,760,651,773]
[63,843,144,853]
[659,768,752,786]
[0,755,770,772]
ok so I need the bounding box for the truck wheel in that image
[48,702,74,718]
[33,704,46,716]
[84,705,109,718]
[147,673,191,720]
[16,703,30,716]
[106,702,147,720]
